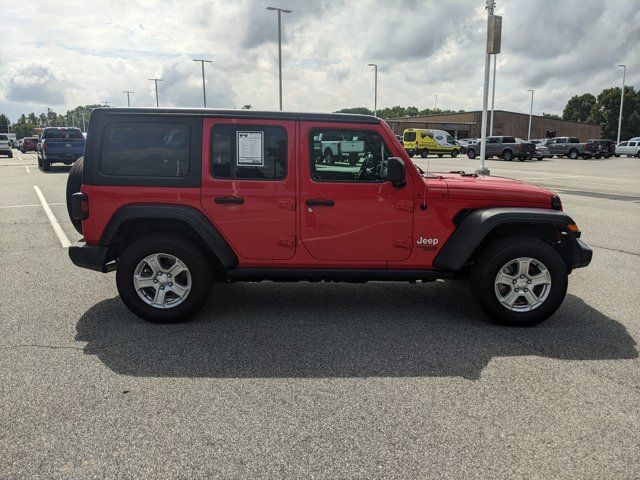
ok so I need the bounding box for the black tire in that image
[348,152,359,166]
[116,235,213,324]
[470,236,568,327]
[569,149,579,159]
[536,157,543,161]
[66,157,84,234]
[42,157,51,171]
[450,150,459,158]
[594,154,601,159]
[502,150,513,161]
[467,148,476,159]
[8,152,13,158]
[324,149,335,165]
[420,149,429,158]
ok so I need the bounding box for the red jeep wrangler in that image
[67,108,591,326]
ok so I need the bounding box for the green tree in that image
[0,114,10,133]
[562,93,596,123]
[589,86,640,140]
[543,112,561,119]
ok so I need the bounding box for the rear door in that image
[201,118,296,261]
[298,122,414,262]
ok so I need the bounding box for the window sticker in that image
[237,131,264,166]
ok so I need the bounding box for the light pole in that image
[122,90,134,107]
[526,89,534,141]
[616,64,626,144]
[489,54,497,135]
[193,59,212,107]
[266,6,292,111]
[434,93,438,111]
[148,78,163,107]
[81,113,86,132]
[367,63,378,116]
[477,0,500,175]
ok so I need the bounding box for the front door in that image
[299,123,414,262]
[201,118,296,261]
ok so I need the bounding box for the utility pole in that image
[616,64,626,144]
[122,90,134,107]
[148,78,163,107]
[489,54,497,135]
[367,63,378,116]
[81,113,86,132]
[193,59,212,108]
[266,7,292,110]
[434,93,438,111]
[526,89,534,140]
[477,0,501,175]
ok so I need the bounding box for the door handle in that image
[305,198,334,207]
[214,196,244,205]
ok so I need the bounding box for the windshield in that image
[404,132,416,142]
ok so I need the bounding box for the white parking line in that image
[24,165,30,173]
[33,186,71,248]
[0,202,65,209]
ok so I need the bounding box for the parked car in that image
[466,136,535,161]
[455,138,477,154]
[20,137,39,153]
[584,139,615,159]
[0,134,13,157]
[546,137,593,159]
[37,127,86,170]
[530,140,550,161]
[314,131,365,165]
[66,107,591,327]
[614,140,640,157]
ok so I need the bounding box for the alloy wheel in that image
[133,253,192,309]
[494,257,551,312]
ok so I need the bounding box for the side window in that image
[310,129,392,183]
[211,124,287,180]
[503,136,516,143]
[487,137,499,144]
[629,142,637,147]
[569,137,580,143]
[619,142,628,146]
[101,122,190,177]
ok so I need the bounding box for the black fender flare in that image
[433,207,575,271]
[100,204,238,268]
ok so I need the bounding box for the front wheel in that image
[116,235,213,323]
[467,148,476,159]
[420,149,429,158]
[471,236,568,326]
[502,150,513,161]
[569,150,579,159]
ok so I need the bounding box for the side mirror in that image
[387,157,406,188]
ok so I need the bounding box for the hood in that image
[436,173,556,204]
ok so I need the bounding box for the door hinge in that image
[278,236,295,248]
[278,199,296,211]
[394,237,412,249]
[396,200,414,212]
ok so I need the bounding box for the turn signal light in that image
[567,223,580,232]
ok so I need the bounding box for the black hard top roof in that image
[92,107,380,125]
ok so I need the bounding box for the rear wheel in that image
[66,157,84,234]
[466,148,476,159]
[502,150,513,161]
[324,149,335,165]
[471,236,568,326]
[420,149,430,158]
[450,150,459,158]
[116,235,213,323]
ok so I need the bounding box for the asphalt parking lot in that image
[1,151,639,479]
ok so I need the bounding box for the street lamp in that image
[193,59,212,108]
[367,63,378,116]
[122,90,134,107]
[526,89,534,141]
[148,78,163,107]
[266,6,292,111]
[616,64,626,144]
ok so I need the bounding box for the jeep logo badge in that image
[416,237,439,250]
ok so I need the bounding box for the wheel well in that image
[464,223,572,271]
[107,218,226,276]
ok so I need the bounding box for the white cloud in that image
[0,0,638,120]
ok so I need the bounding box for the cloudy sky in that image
[1,0,639,121]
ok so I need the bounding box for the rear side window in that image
[44,129,84,140]
[211,124,287,180]
[503,136,516,143]
[569,137,580,143]
[101,122,190,177]
[629,142,637,147]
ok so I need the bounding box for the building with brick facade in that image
[386,110,601,141]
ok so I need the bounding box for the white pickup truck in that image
[0,134,13,158]
[315,132,365,165]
